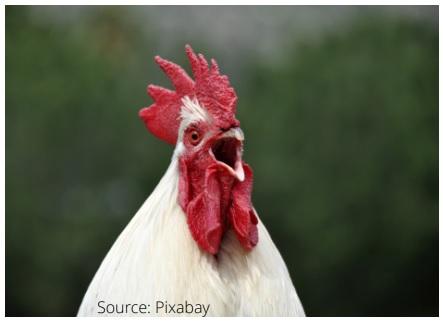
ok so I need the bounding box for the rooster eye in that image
[189,130,201,145]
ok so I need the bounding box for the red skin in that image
[178,124,258,255]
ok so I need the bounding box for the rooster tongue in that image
[210,128,245,182]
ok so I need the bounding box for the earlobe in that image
[178,158,190,210]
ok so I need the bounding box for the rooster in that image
[78,45,305,317]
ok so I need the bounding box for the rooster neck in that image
[78,155,305,317]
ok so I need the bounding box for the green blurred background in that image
[6,5,438,317]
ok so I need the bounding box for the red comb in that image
[139,45,239,145]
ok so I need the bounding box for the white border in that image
[1,2,6,319]
[1,3,440,320]
[438,3,442,320]
[1,1,442,5]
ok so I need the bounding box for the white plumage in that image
[78,139,305,317]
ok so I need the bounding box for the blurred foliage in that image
[6,6,437,317]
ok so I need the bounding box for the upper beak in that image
[210,127,245,182]
[223,127,244,142]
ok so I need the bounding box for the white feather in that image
[177,96,211,143]
[180,96,211,125]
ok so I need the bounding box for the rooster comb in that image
[139,45,239,145]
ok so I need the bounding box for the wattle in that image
[179,160,258,254]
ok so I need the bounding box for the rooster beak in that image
[210,127,245,182]
[223,128,245,182]
[224,127,244,142]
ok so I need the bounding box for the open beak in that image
[210,127,245,182]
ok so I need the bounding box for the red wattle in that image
[185,165,223,254]
[179,157,258,254]
[229,163,258,250]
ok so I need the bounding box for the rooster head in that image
[139,45,258,255]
